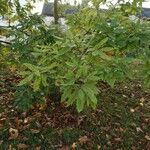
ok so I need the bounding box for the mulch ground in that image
[0,74,150,150]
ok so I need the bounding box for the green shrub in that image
[5,0,150,112]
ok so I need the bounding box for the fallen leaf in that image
[8,145,15,150]
[136,127,143,132]
[0,123,3,129]
[77,115,86,126]
[130,108,135,113]
[146,142,150,149]
[23,118,28,123]
[79,136,89,144]
[97,145,101,149]
[119,127,124,132]
[9,128,18,139]
[139,102,143,106]
[140,97,145,103]
[145,135,150,141]
[0,140,3,145]
[30,129,40,134]
[35,146,41,150]
[71,142,77,149]
[59,145,69,150]
[114,138,122,142]
[131,146,137,150]
[17,143,28,149]
[123,95,127,98]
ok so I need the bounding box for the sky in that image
[19,0,150,14]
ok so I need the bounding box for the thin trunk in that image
[54,0,58,24]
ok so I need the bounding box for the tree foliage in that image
[1,0,150,112]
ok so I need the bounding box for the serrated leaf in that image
[92,51,112,60]
[76,89,85,112]
[82,85,98,108]
[95,37,109,49]
[18,71,31,76]
[18,74,33,86]
[67,90,77,106]
[24,63,40,76]
[41,63,57,73]
[61,87,72,102]
[41,75,48,87]
[33,76,41,91]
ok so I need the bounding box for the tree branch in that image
[0,40,11,45]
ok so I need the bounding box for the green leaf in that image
[67,90,77,106]
[92,51,112,60]
[41,75,48,87]
[33,76,41,91]
[82,85,98,108]
[23,63,40,76]
[18,74,34,86]
[95,37,109,49]
[76,89,85,112]
[61,87,72,102]
[41,63,57,73]
[18,71,31,76]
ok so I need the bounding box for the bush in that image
[3,0,150,112]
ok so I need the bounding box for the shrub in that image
[3,0,149,112]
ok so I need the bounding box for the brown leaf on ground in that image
[0,140,3,145]
[145,135,150,141]
[146,142,150,150]
[79,136,90,144]
[140,97,145,103]
[77,115,86,126]
[71,142,77,150]
[97,145,101,149]
[9,128,18,139]
[136,127,143,132]
[59,145,69,150]
[8,145,16,150]
[114,137,122,142]
[35,146,41,150]
[0,123,3,129]
[30,129,40,134]
[17,143,28,149]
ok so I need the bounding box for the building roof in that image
[41,3,78,17]
[42,3,54,17]
[142,8,150,18]
[42,3,150,19]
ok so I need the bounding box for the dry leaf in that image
[71,142,77,149]
[23,118,28,123]
[130,108,135,113]
[77,115,87,126]
[0,123,3,129]
[59,145,69,150]
[136,127,143,132]
[146,142,150,149]
[35,146,41,150]
[0,140,3,145]
[114,138,122,142]
[140,97,145,103]
[30,129,40,134]
[8,145,16,150]
[79,136,89,144]
[17,143,28,149]
[145,135,150,141]
[97,145,101,149]
[131,146,137,150]
[9,128,18,139]
[139,103,143,106]
[119,127,124,132]
[123,95,127,98]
